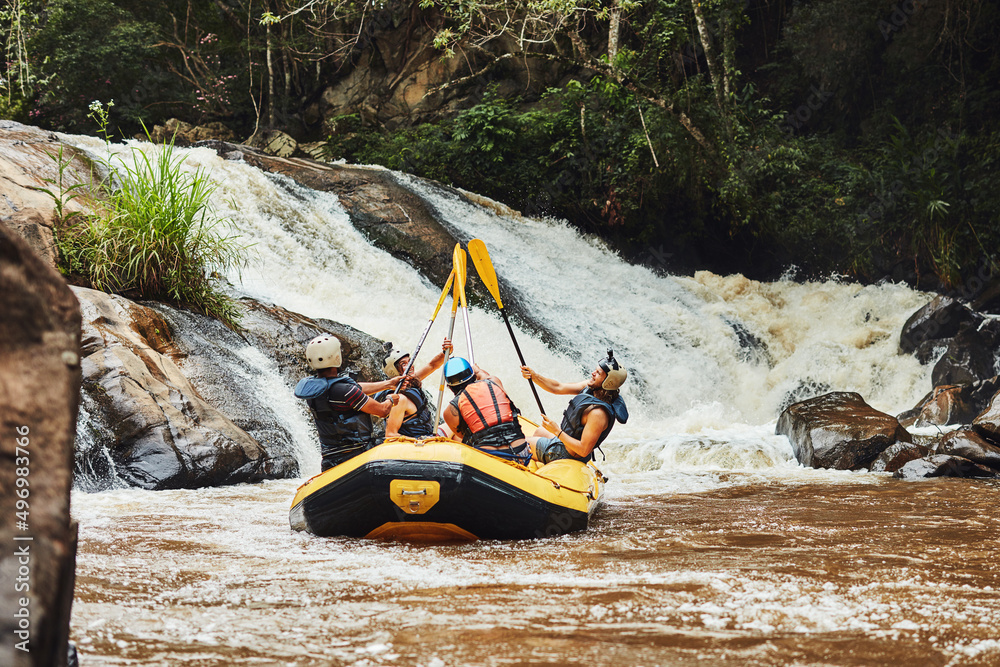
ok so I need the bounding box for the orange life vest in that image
[457,380,517,433]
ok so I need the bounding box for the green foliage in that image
[33,145,89,225]
[28,0,159,131]
[54,108,251,329]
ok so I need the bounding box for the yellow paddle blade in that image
[453,244,468,309]
[431,269,456,320]
[449,244,462,314]
[468,239,503,309]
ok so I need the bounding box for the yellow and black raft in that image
[289,419,606,541]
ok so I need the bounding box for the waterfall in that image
[63,135,936,479]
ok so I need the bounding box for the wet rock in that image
[140,297,390,469]
[74,287,295,490]
[899,295,980,355]
[776,392,912,470]
[970,272,1000,314]
[245,129,298,157]
[869,442,931,473]
[931,321,1000,386]
[777,379,832,414]
[893,454,998,480]
[934,429,1000,470]
[898,377,1000,427]
[726,318,773,367]
[972,389,1000,446]
[237,298,389,385]
[0,223,81,667]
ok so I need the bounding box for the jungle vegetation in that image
[3,0,999,292]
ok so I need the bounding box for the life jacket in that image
[455,379,523,449]
[375,387,435,438]
[294,375,373,466]
[559,388,629,462]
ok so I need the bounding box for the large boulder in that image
[930,320,1000,386]
[893,454,998,480]
[0,223,81,667]
[934,429,1000,470]
[139,297,390,470]
[73,287,296,490]
[776,392,912,470]
[898,295,980,357]
[897,376,1000,427]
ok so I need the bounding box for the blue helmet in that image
[444,357,475,387]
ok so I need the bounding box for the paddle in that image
[467,239,546,415]
[454,244,475,365]
[393,268,455,395]
[434,247,463,428]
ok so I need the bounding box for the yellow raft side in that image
[290,434,604,515]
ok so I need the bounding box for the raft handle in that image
[400,489,427,496]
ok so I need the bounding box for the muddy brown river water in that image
[70,474,1000,666]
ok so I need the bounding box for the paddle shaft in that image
[393,269,456,395]
[467,239,545,415]
[434,301,460,427]
[499,307,545,414]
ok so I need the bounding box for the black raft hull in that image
[289,438,605,541]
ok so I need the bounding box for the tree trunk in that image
[282,22,291,122]
[691,0,725,111]
[266,21,276,128]
[608,2,621,67]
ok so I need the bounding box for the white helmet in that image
[383,346,409,378]
[305,335,342,370]
[598,349,627,391]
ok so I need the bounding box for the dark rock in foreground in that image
[931,321,1000,386]
[893,454,999,480]
[899,295,980,356]
[898,376,1000,427]
[934,429,1000,469]
[776,392,912,470]
[869,442,931,473]
[0,223,81,667]
[973,389,1000,446]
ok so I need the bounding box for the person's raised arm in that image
[415,338,453,380]
[521,366,587,395]
[358,378,398,395]
[384,394,416,437]
[540,408,609,459]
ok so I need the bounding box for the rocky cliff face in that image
[0,223,81,667]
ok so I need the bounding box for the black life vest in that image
[375,387,435,438]
[294,376,373,467]
[559,388,628,462]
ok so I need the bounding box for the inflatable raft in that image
[289,421,606,541]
